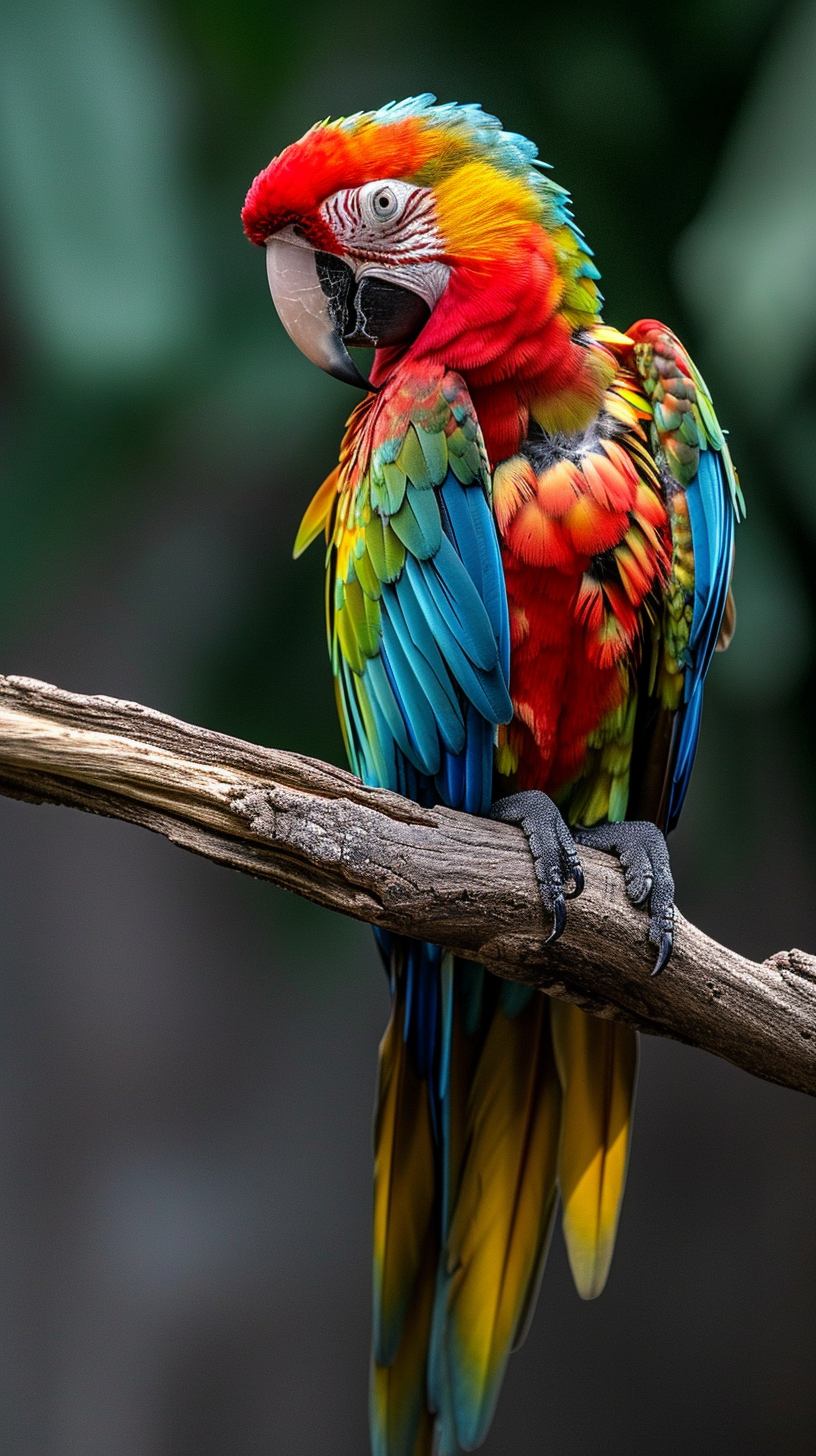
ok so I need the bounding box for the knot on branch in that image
[764,948,816,993]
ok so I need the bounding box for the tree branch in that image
[0,674,811,1095]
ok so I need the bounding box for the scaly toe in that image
[574,819,676,973]
[489,791,583,942]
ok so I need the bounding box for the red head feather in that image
[242,116,436,247]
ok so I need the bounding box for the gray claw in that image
[574,820,676,974]
[489,791,583,942]
[566,862,584,900]
[630,874,652,907]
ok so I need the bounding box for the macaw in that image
[242,96,742,1456]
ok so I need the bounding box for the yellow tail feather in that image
[373,976,436,1367]
[439,991,561,1450]
[371,1226,437,1456]
[551,1002,638,1299]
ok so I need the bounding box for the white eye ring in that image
[363,183,402,224]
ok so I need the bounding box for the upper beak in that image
[265,227,432,390]
[265,230,370,390]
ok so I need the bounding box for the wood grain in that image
[0,674,812,1096]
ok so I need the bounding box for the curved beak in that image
[265,233,371,390]
[265,228,432,390]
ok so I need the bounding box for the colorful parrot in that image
[242,96,742,1456]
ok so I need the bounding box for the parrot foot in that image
[572,821,675,975]
[489,791,584,944]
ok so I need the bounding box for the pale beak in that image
[265,231,371,389]
[265,227,431,390]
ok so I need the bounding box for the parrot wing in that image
[299,363,513,812]
[627,319,743,830]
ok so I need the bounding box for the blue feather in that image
[358,671,398,791]
[403,556,512,725]
[439,953,455,1101]
[499,980,536,1017]
[439,479,510,678]
[365,654,427,773]
[418,536,498,671]
[438,478,485,595]
[436,747,467,810]
[465,486,511,680]
[461,705,492,816]
[382,593,465,755]
[380,615,443,775]
[667,447,735,831]
[383,583,465,733]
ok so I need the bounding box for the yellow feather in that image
[434,161,539,260]
[494,733,518,780]
[371,1226,437,1456]
[373,978,436,1367]
[293,466,340,558]
[593,324,635,349]
[550,1002,638,1300]
[531,387,598,436]
[440,993,560,1448]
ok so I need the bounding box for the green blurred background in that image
[0,0,815,1450]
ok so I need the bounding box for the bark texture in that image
[0,674,812,1096]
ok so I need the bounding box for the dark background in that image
[0,0,814,1451]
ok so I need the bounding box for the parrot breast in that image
[494,357,671,826]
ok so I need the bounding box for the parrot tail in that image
[371,943,437,1456]
[370,939,567,1456]
[550,1002,638,1300]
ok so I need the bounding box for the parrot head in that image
[242,96,603,404]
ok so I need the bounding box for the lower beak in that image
[265,234,430,390]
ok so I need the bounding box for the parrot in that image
[241,96,742,1456]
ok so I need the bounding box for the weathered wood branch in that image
[0,674,812,1095]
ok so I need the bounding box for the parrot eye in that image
[361,182,404,225]
[372,188,398,218]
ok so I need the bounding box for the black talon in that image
[566,863,584,899]
[652,930,673,977]
[489,790,583,943]
[546,894,567,944]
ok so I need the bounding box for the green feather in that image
[344,576,380,659]
[355,545,383,600]
[336,601,365,675]
[385,527,408,580]
[447,426,468,458]
[415,423,448,486]
[449,448,475,485]
[397,425,433,489]
[352,670,390,785]
[370,461,407,515]
[390,486,442,559]
[383,462,408,513]
[366,515,406,583]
